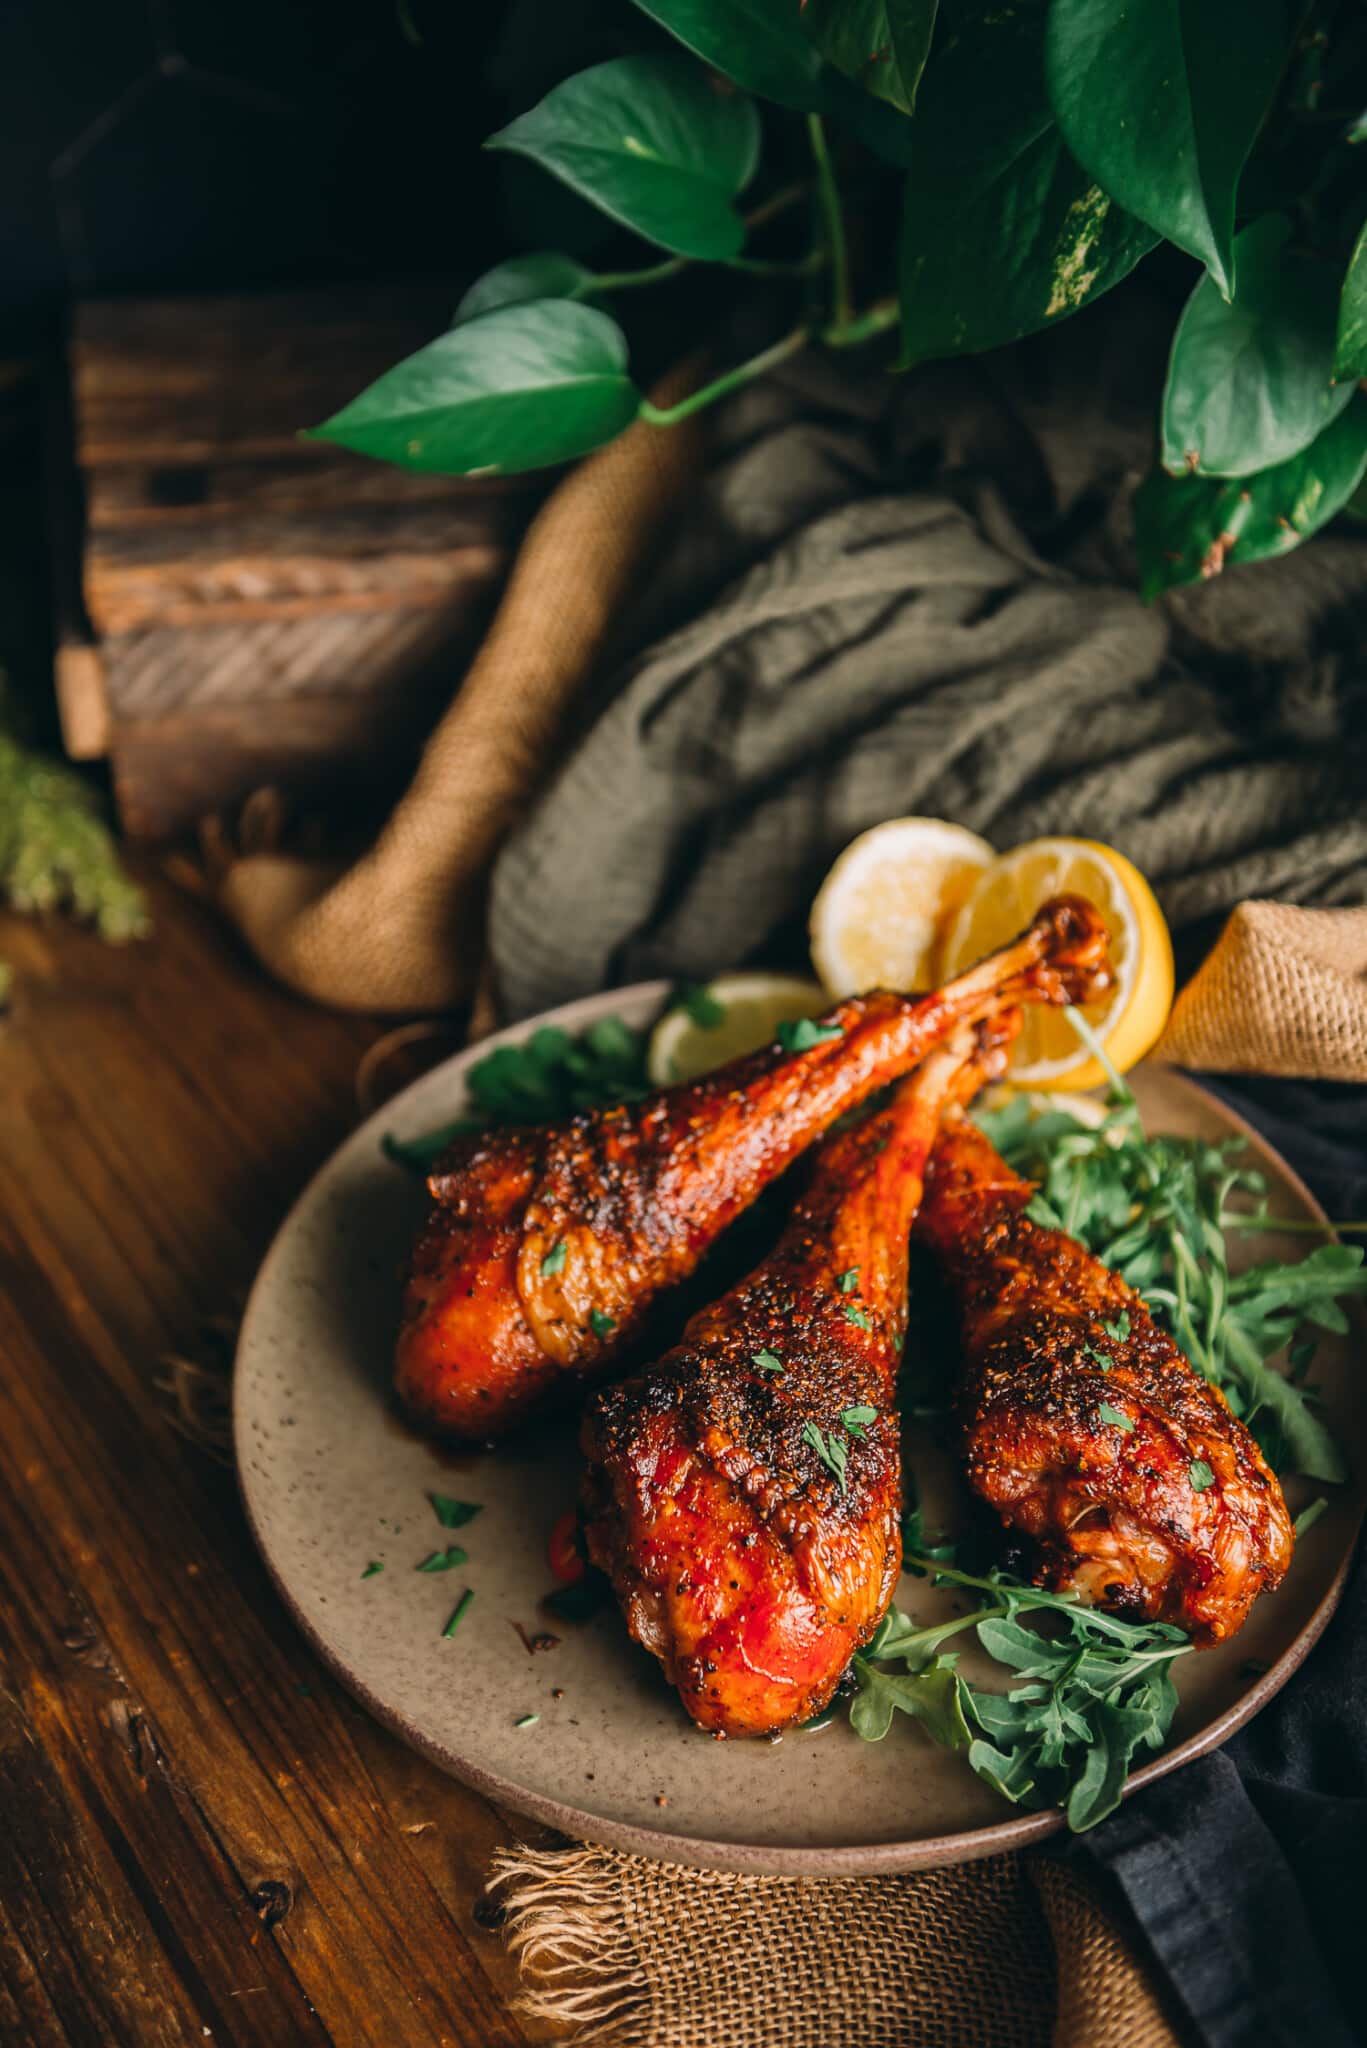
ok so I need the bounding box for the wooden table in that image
[0,868,554,2046]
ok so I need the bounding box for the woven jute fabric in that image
[1158,900,1367,1081]
[212,359,706,1013]
[488,1842,1185,2048]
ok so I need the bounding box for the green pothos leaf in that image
[1162,217,1355,477]
[1044,0,1290,299]
[898,1,1156,366]
[1335,219,1367,382]
[308,301,642,477]
[628,0,826,111]
[800,0,938,115]
[453,252,596,325]
[1136,394,1367,598]
[487,54,761,260]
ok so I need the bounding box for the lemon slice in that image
[937,837,1174,1091]
[647,974,831,1086]
[809,817,997,997]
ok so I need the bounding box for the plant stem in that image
[1222,1214,1367,1234]
[806,113,851,329]
[823,298,899,347]
[637,326,812,427]
[588,255,690,294]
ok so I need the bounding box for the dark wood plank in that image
[0,875,551,2046]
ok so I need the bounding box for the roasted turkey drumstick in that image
[582,1019,1018,1737]
[396,897,1110,1442]
[914,1114,1294,1644]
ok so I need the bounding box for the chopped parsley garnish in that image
[840,1404,877,1439]
[417,1546,469,1573]
[1082,1341,1113,1373]
[382,1015,650,1171]
[677,983,726,1029]
[360,1561,384,1579]
[753,1349,784,1375]
[514,1713,540,1729]
[1103,1311,1132,1344]
[541,1239,568,1278]
[589,1308,617,1337]
[843,1302,873,1331]
[1189,1459,1215,1493]
[441,1589,475,1638]
[837,1268,860,1294]
[1098,1401,1134,1434]
[776,1017,843,1054]
[802,1420,850,1494]
[430,1494,482,1530]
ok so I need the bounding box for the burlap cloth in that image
[206,298,1367,2047]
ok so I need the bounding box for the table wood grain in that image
[0,869,557,2047]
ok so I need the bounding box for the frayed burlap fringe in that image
[1157,900,1367,1081]
[487,1841,1185,2048]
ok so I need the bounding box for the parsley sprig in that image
[853,1562,1192,1831]
[383,1016,650,1169]
[975,1015,1366,1483]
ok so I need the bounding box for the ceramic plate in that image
[235,983,1364,1875]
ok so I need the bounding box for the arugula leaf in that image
[852,1563,1191,1832]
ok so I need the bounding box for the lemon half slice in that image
[647,973,831,1087]
[937,837,1174,1090]
[810,817,996,997]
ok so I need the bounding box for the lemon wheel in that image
[937,837,1174,1090]
[809,817,996,997]
[647,974,831,1087]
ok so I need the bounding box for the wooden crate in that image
[52,287,542,839]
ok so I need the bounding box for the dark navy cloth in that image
[1072,1078,1367,2048]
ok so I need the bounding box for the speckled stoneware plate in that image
[235,982,1365,1875]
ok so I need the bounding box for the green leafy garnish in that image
[840,1404,878,1438]
[361,1561,384,1579]
[1097,1401,1134,1435]
[853,1563,1192,1832]
[753,1349,784,1375]
[1294,1497,1328,1538]
[776,1017,843,1053]
[1189,1460,1215,1493]
[843,1302,873,1332]
[383,1015,650,1171]
[417,1546,469,1573]
[515,1713,540,1729]
[838,1268,860,1294]
[541,1239,568,1278]
[430,1494,483,1530]
[976,1035,1365,1483]
[676,982,727,1028]
[590,1308,617,1338]
[442,1589,475,1637]
[802,1420,850,1493]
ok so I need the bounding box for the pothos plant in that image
[312,0,1367,597]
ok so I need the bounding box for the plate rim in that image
[234,981,1361,1876]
